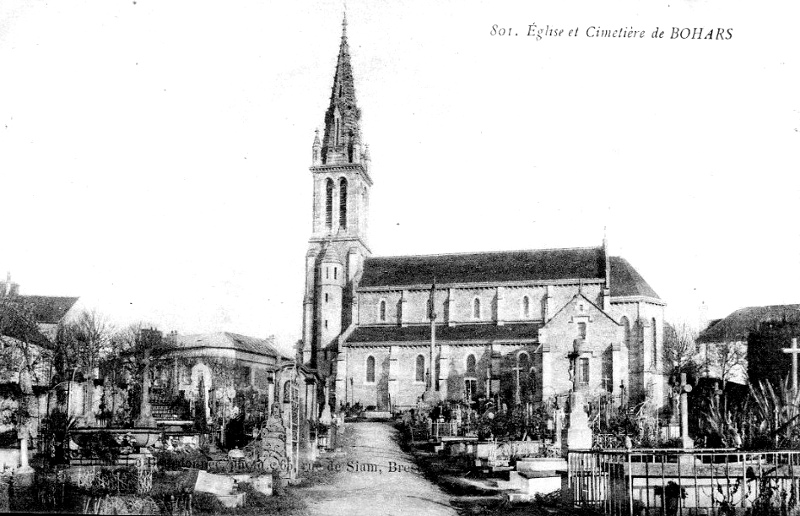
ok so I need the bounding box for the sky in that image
[1,0,798,357]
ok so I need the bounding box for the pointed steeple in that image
[320,12,362,165]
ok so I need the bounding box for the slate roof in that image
[20,295,79,324]
[608,257,659,299]
[358,247,660,300]
[171,332,288,358]
[347,323,542,345]
[360,247,606,287]
[697,304,800,343]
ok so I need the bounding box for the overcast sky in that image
[1,0,798,356]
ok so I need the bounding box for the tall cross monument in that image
[783,337,800,395]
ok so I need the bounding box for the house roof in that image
[346,323,542,345]
[19,295,79,324]
[170,332,288,358]
[697,304,800,343]
[358,247,660,300]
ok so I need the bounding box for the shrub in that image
[77,431,121,462]
[192,491,226,514]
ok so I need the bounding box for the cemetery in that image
[0,301,341,515]
[399,337,800,516]
[4,288,800,516]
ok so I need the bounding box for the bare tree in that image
[663,321,701,379]
[56,310,113,424]
[709,341,748,390]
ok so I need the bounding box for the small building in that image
[0,273,78,470]
[151,332,320,460]
[697,304,800,386]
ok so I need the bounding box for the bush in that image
[77,431,121,462]
[237,481,271,507]
[192,492,226,514]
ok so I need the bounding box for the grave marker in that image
[782,337,800,395]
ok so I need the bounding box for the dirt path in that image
[300,422,458,516]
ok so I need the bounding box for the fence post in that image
[627,452,634,516]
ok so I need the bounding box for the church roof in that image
[321,244,343,264]
[358,247,660,300]
[347,323,542,345]
[360,247,606,287]
[608,257,659,299]
[697,304,800,343]
[171,332,287,358]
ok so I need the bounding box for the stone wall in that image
[539,295,621,398]
[357,283,603,326]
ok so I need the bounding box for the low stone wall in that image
[473,441,548,460]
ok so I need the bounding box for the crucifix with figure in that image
[783,337,800,396]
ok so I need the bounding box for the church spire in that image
[320,12,362,165]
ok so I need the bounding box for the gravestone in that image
[194,470,235,496]
[261,404,289,475]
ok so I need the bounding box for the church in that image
[300,17,666,414]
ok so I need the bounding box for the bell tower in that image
[302,13,372,375]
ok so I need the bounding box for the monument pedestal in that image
[422,390,440,404]
[565,391,592,451]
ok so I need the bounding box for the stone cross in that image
[782,337,800,396]
[601,375,612,392]
[513,362,525,406]
[136,346,156,428]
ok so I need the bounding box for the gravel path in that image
[301,422,458,516]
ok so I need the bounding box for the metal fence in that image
[567,449,800,516]
[430,421,476,440]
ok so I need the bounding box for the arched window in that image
[473,298,481,319]
[366,356,375,383]
[282,381,290,404]
[522,296,530,318]
[334,117,340,146]
[651,318,658,368]
[379,300,386,322]
[325,178,334,228]
[415,355,425,382]
[621,317,630,348]
[339,177,348,229]
[466,354,476,375]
